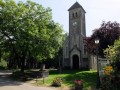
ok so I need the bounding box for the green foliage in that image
[104,38,120,90]
[104,45,115,62]
[0,59,7,69]
[11,69,96,89]
[51,77,62,87]
[0,0,64,71]
[37,70,97,89]
[100,76,113,90]
[101,75,120,90]
[104,38,120,72]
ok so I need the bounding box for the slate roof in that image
[68,2,86,13]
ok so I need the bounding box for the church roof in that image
[68,2,86,13]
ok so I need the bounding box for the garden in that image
[11,69,97,90]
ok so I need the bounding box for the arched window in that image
[72,13,74,18]
[76,12,77,17]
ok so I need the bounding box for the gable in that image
[68,2,86,13]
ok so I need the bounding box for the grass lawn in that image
[36,69,97,90]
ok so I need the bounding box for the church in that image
[63,2,89,69]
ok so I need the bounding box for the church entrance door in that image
[72,55,79,69]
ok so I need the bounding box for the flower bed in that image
[51,77,62,87]
[74,79,83,90]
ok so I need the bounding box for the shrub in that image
[74,79,83,90]
[101,75,120,90]
[0,59,7,69]
[51,77,62,87]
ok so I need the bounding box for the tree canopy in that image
[104,38,120,72]
[0,0,64,72]
[85,21,120,57]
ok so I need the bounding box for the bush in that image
[0,59,7,69]
[101,75,120,90]
[74,79,83,90]
[51,77,62,87]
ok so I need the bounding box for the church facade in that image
[63,2,89,69]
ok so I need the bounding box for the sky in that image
[15,0,120,36]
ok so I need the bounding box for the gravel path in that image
[0,70,58,90]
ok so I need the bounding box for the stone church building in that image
[63,2,89,69]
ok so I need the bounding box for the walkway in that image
[0,70,57,90]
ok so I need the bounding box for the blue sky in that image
[16,0,120,36]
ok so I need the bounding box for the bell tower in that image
[68,2,86,69]
[63,2,87,69]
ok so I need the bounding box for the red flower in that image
[74,79,83,85]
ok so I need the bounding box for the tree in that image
[104,38,120,72]
[0,0,64,72]
[85,21,120,57]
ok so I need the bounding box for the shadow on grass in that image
[11,69,49,81]
[62,71,97,88]
[49,69,83,75]
[11,69,97,89]
[49,69,97,89]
